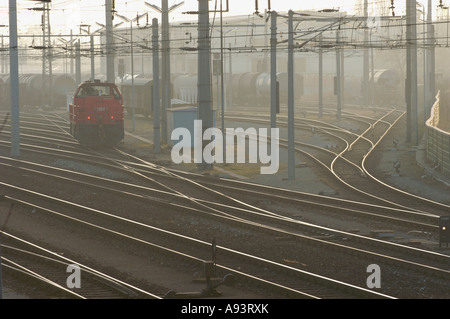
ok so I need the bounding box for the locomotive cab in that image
[70,80,125,146]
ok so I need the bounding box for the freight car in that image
[120,77,171,117]
[69,80,124,146]
[120,77,153,117]
[116,72,305,116]
[171,72,304,109]
[0,73,77,109]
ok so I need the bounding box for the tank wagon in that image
[171,72,304,109]
[0,73,77,109]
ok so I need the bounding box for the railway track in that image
[0,187,394,299]
[223,109,450,217]
[0,109,449,298]
[1,233,160,299]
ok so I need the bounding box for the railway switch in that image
[163,239,235,299]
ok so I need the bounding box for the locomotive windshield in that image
[76,84,121,99]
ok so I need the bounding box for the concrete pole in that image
[105,0,115,83]
[9,0,20,158]
[152,18,160,153]
[197,0,213,170]
[270,10,277,130]
[288,10,295,180]
[318,33,323,118]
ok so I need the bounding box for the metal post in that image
[336,27,341,121]
[426,0,435,119]
[152,18,160,153]
[228,42,232,110]
[410,0,419,145]
[288,10,295,180]
[9,0,20,158]
[363,0,369,107]
[220,0,225,163]
[318,33,323,118]
[131,21,135,132]
[270,10,277,130]
[197,0,213,170]
[75,40,81,86]
[430,23,435,107]
[406,0,412,143]
[216,66,220,112]
[105,0,115,83]
[1,35,4,74]
[70,29,74,75]
[47,5,53,109]
[341,44,344,109]
[423,10,427,120]
[371,47,374,107]
[90,35,95,81]
[161,0,169,143]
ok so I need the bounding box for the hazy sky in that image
[0,0,440,35]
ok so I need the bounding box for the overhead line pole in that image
[75,39,81,86]
[411,0,418,145]
[105,0,115,83]
[426,0,435,119]
[146,0,184,144]
[270,10,277,131]
[152,17,161,153]
[220,0,226,164]
[406,0,412,143]
[161,0,169,143]
[90,35,95,80]
[287,10,295,180]
[197,0,213,170]
[363,0,369,108]
[131,20,135,132]
[336,25,342,121]
[9,0,20,158]
[318,33,323,118]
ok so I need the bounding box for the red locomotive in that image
[69,80,124,146]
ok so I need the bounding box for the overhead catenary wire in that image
[2,5,450,63]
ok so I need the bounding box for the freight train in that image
[0,73,77,109]
[69,80,125,146]
[0,68,406,115]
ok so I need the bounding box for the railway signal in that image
[439,216,450,247]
